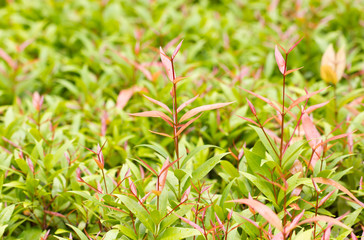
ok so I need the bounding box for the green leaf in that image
[220,160,239,178]
[250,125,279,162]
[282,140,305,171]
[245,147,271,178]
[103,229,119,240]
[0,205,15,225]
[118,195,155,233]
[240,172,276,206]
[0,225,8,237]
[160,205,193,232]
[192,153,229,180]
[50,140,73,169]
[180,144,217,168]
[67,224,89,240]
[157,227,201,240]
[137,143,170,160]
[218,179,235,209]
[293,228,313,240]
[115,225,137,240]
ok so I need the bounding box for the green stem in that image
[101,168,108,194]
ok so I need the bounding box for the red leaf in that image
[285,210,305,235]
[288,87,329,111]
[143,94,171,113]
[160,47,175,82]
[136,156,158,176]
[179,102,234,122]
[172,40,183,59]
[305,100,330,114]
[173,76,189,84]
[129,110,173,123]
[176,214,204,234]
[176,113,202,136]
[129,179,137,196]
[0,48,16,69]
[284,67,303,76]
[237,214,260,229]
[229,198,283,232]
[318,190,336,207]
[181,186,191,202]
[177,95,199,113]
[275,45,285,74]
[140,192,151,204]
[287,37,303,54]
[44,210,66,218]
[215,213,226,232]
[246,98,257,116]
[240,88,281,113]
[299,215,351,230]
[157,158,170,192]
[316,132,354,149]
[236,115,259,126]
[116,86,143,110]
[313,177,364,208]
[149,130,172,138]
[302,113,322,168]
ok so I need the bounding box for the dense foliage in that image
[0,0,363,239]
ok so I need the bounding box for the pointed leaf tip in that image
[246,98,257,116]
[229,198,283,231]
[172,39,183,59]
[160,46,175,82]
[275,45,285,74]
[179,102,234,122]
[287,37,303,54]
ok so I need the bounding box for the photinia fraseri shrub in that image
[69,41,233,240]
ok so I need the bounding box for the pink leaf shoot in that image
[176,214,204,234]
[214,213,226,232]
[32,92,44,112]
[129,178,137,196]
[302,113,322,169]
[26,157,34,175]
[181,186,191,203]
[160,47,175,82]
[246,98,257,116]
[172,40,183,60]
[275,45,286,74]
[157,158,170,192]
[287,37,303,54]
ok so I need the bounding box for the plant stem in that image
[101,169,108,194]
[333,84,338,124]
[279,54,288,166]
[171,59,180,169]
[255,117,279,159]
[157,176,160,210]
